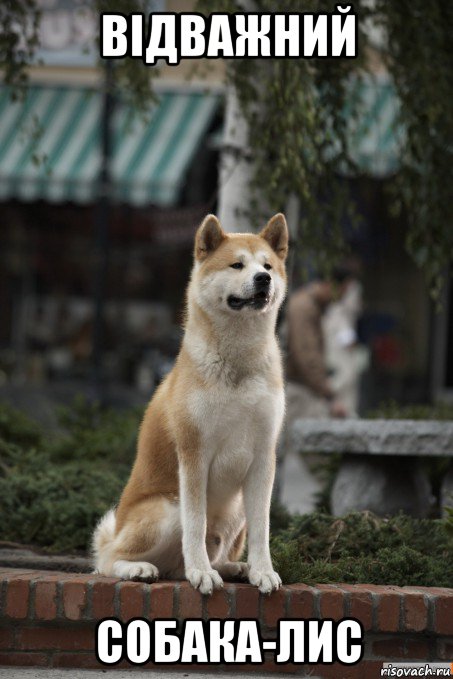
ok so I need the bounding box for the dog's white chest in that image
[189,375,279,440]
[188,377,284,503]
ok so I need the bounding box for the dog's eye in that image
[230,262,244,270]
[264,263,272,271]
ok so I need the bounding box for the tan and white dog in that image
[93,212,288,595]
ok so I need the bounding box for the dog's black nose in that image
[254,272,271,288]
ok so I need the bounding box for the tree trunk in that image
[217,84,255,233]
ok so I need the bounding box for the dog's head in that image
[191,213,288,317]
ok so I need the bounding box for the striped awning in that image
[0,86,220,206]
[345,74,404,177]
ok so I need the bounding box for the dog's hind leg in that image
[216,525,249,580]
[228,524,247,562]
[111,559,159,581]
[93,496,182,581]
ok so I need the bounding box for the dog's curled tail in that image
[91,508,116,574]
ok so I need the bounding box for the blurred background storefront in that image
[0,0,226,407]
[0,0,451,412]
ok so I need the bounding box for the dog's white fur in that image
[93,213,289,594]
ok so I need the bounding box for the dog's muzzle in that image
[227,273,272,310]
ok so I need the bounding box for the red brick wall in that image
[0,568,452,677]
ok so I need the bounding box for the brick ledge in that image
[0,568,452,676]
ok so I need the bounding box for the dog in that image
[92,212,288,595]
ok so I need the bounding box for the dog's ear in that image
[195,214,226,261]
[259,213,289,260]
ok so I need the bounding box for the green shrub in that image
[0,442,125,552]
[367,400,453,421]
[270,511,453,587]
[49,396,140,464]
[0,399,140,552]
[0,402,43,448]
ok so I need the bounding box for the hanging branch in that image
[198,0,453,292]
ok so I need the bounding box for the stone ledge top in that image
[291,418,453,456]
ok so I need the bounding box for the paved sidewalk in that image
[0,669,304,679]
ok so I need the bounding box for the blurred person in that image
[323,279,369,416]
[285,269,353,423]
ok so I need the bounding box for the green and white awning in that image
[345,74,404,177]
[0,76,402,205]
[0,86,220,206]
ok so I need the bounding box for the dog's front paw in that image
[248,567,282,594]
[186,568,223,595]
